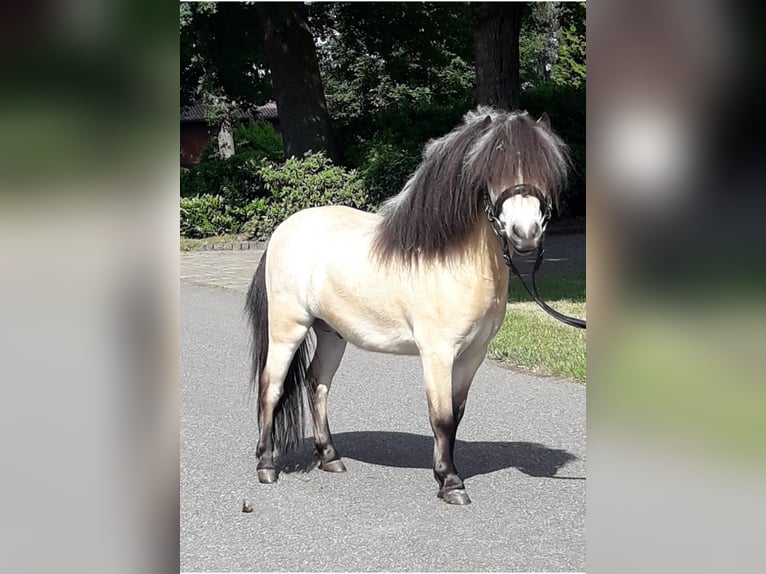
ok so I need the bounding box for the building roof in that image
[181,101,278,122]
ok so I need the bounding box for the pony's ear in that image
[537,112,551,130]
[482,115,492,128]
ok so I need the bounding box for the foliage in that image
[180,194,257,238]
[181,153,370,241]
[233,121,283,163]
[337,99,485,208]
[520,82,586,216]
[181,2,271,108]
[312,2,474,121]
[181,148,265,208]
[357,139,421,206]
[519,2,586,90]
[313,2,475,172]
[241,153,369,240]
[552,3,586,88]
[181,120,282,206]
[519,2,559,88]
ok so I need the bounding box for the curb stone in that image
[198,240,268,251]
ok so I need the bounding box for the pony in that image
[245,107,568,505]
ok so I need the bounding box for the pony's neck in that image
[463,219,510,288]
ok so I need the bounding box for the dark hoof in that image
[320,459,347,473]
[439,489,471,505]
[258,468,277,484]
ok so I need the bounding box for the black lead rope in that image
[506,241,586,329]
[483,188,586,330]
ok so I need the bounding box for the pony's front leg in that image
[420,348,470,505]
[450,342,490,461]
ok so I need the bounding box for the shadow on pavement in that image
[278,430,581,480]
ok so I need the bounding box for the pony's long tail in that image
[245,249,313,455]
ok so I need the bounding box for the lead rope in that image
[483,190,586,330]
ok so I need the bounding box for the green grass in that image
[180,234,243,251]
[488,273,586,382]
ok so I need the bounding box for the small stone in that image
[242,499,253,513]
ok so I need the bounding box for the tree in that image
[261,3,338,161]
[472,2,527,110]
[312,2,474,123]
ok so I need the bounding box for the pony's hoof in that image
[439,489,471,505]
[320,459,347,473]
[258,468,277,484]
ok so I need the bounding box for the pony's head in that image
[464,109,569,255]
[375,107,569,263]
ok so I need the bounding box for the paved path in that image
[180,238,586,571]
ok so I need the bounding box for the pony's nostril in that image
[511,224,522,238]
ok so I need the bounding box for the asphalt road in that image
[181,282,585,572]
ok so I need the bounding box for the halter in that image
[490,184,553,228]
[483,185,586,330]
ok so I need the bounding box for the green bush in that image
[357,140,420,206]
[234,121,283,163]
[181,152,268,208]
[241,152,369,240]
[180,194,259,238]
[182,153,368,240]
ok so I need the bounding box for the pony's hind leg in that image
[256,321,311,484]
[308,320,348,472]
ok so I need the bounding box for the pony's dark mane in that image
[373,107,569,264]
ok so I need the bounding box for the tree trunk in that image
[217,117,235,159]
[472,2,526,111]
[261,3,339,162]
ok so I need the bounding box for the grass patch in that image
[180,234,243,251]
[488,273,586,382]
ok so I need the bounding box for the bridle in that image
[483,185,586,330]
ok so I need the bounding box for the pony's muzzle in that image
[510,223,541,255]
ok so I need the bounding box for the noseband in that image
[483,185,586,330]
[489,184,553,228]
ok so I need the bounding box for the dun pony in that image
[245,107,568,505]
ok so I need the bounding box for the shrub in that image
[234,121,283,163]
[357,140,420,206]
[241,152,369,240]
[181,149,268,208]
[180,194,257,238]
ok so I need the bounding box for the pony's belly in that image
[347,332,419,355]
[318,312,419,355]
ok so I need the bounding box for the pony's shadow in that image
[278,430,582,480]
